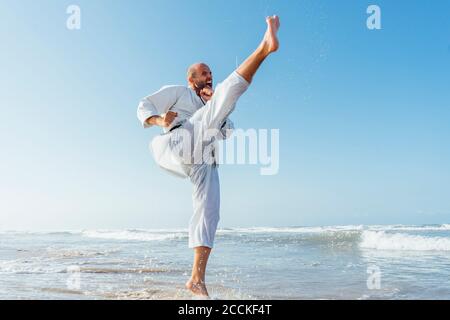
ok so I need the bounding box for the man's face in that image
[190,64,213,93]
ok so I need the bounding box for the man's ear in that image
[187,76,194,87]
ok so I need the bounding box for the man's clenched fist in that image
[200,86,214,102]
[158,111,178,127]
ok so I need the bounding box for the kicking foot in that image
[261,15,280,55]
[185,278,210,298]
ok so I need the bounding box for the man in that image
[137,15,280,298]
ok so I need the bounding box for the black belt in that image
[169,123,183,132]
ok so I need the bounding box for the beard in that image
[193,79,213,94]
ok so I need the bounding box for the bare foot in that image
[185,278,210,298]
[261,15,280,55]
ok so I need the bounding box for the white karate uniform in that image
[137,71,249,248]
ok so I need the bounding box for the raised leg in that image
[237,15,280,83]
[187,15,280,137]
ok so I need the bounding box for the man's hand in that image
[146,111,178,128]
[200,86,214,102]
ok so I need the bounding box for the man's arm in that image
[137,85,185,128]
[145,111,178,128]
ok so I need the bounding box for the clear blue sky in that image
[0,0,449,230]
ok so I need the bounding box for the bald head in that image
[187,63,213,94]
[187,62,210,78]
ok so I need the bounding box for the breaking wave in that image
[359,231,450,251]
[81,229,187,242]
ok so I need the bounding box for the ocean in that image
[1,225,450,300]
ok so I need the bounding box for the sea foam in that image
[81,229,186,242]
[360,231,450,251]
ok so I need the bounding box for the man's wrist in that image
[146,115,162,126]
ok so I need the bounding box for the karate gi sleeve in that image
[137,85,185,128]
